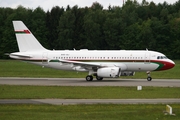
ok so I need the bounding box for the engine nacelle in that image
[121,71,135,76]
[97,67,121,78]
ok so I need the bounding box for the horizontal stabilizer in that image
[10,52,32,59]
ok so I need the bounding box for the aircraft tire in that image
[86,75,93,81]
[96,76,103,81]
[147,76,152,81]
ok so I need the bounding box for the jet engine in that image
[97,67,121,78]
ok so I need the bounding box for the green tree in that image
[150,18,170,55]
[122,0,139,26]
[46,6,64,49]
[91,1,103,10]
[169,18,180,59]
[30,7,49,49]
[103,8,123,49]
[83,5,106,50]
[121,23,141,50]
[139,19,155,49]
[70,6,88,49]
[58,10,75,49]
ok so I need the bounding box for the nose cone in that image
[168,60,175,69]
[161,60,175,70]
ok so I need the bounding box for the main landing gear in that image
[86,75,93,81]
[96,76,103,81]
[86,75,103,81]
[86,71,153,81]
[146,71,152,81]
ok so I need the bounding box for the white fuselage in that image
[10,50,175,72]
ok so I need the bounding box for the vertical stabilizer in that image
[12,21,47,52]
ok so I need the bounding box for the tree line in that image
[0,0,180,59]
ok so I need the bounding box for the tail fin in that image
[12,21,47,52]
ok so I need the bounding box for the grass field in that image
[0,60,86,78]
[0,85,180,99]
[0,104,179,120]
[0,60,179,79]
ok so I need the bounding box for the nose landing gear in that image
[147,76,152,81]
[146,71,152,81]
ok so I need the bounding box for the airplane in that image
[9,21,175,81]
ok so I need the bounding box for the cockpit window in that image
[157,56,168,59]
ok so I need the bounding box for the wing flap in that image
[59,59,102,68]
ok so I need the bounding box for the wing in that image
[58,59,104,70]
[55,59,127,71]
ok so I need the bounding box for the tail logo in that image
[15,30,31,34]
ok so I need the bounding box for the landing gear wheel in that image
[86,75,93,81]
[146,71,152,81]
[96,76,103,81]
[147,76,152,81]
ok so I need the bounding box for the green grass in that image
[0,85,180,99]
[0,104,179,120]
[0,60,87,78]
[0,60,179,79]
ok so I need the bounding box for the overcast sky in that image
[0,0,178,11]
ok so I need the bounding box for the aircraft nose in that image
[170,60,175,68]
[162,60,175,70]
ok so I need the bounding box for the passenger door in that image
[42,52,48,64]
[144,52,150,63]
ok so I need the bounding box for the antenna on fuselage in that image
[146,48,148,51]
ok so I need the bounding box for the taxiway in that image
[0,77,180,87]
[0,99,180,105]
